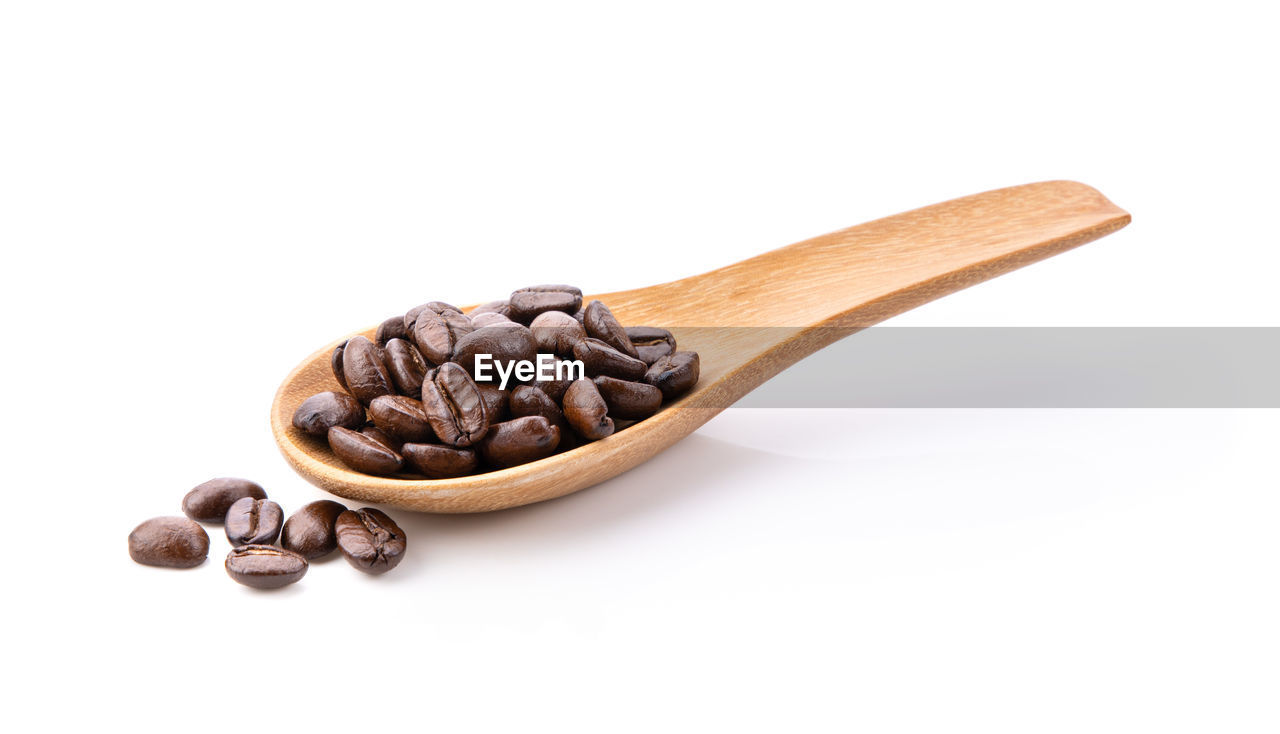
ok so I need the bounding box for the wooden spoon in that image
[271,180,1129,512]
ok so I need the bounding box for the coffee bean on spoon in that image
[292,391,366,436]
[530,310,586,355]
[404,301,463,331]
[335,508,407,575]
[401,443,479,478]
[573,337,647,381]
[375,315,409,345]
[182,478,267,523]
[225,496,284,546]
[508,284,582,324]
[477,383,510,422]
[361,425,403,452]
[583,300,640,358]
[281,500,348,559]
[643,351,701,400]
[328,426,404,475]
[509,385,570,433]
[421,362,490,447]
[626,326,676,365]
[533,356,576,400]
[593,375,663,420]
[330,341,349,390]
[369,395,435,443]
[451,323,537,378]
[129,517,209,568]
[341,335,395,405]
[225,545,308,589]
[412,309,473,365]
[384,338,428,398]
[470,311,516,329]
[478,416,561,468]
[562,378,615,440]
[468,299,510,317]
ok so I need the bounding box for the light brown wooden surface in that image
[270,180,1130,512]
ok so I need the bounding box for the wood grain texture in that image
[270,180,1130,512]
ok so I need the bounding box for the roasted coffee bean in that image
[508,284,583,324]
[330,341,349,389]
[510,384,569,430]
[402,443,479,478]
[420,362,489,447]
[412,309,474,365]
[375,315,408,345]
[562,378,615,440]
[573,337,647,381]
[593,375,663,420]
[478,416,561,468]
[335,508,407,575]
[129,517,209,568]
[468,300,510,317]
[533,355,578,400]
[225,545,308,589]
[361,425,402,452]
[403,301,463,331]
[182,478,267,523]
[281,500,348,559]
[369,394,435,443]
[643,351,700,400]
[328,426,404,475]
[292,391,366,436]
[470,311,516,329]
[225,496,284,546]
[341,335,395,405]
[583,300,640,358]
[384,338,428,398]
[530,310,586,355]
[626,326,677,364]
[451,323,538,378]
[477,383,510,422]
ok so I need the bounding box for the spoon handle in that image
[614,180,1130,328]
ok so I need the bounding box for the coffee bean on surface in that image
[420,362,489,447]
[643,351,701,400]
[328,426,404,475]
[224,497,284,546]
[129,517,209,568]
[593,375,663,420]
[292,391,366,436]
[478,416,561,468]
[562,378,615,440]
[225,545,308,589]
[401,443,479,478]
[383,338,429,398]
[626,326,676,364]
[573,337,647,381]
[341,335,395,405]
[369,394,435,443]
[361,425,403,452]
[281,500,348,559]
[182,478,267,523]
[508,284,583,324]
[583,300,640,358]
[335,508,407,575]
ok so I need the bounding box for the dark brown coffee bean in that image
[643,351,700,400]
[451,324,538,378]
[508,284,582,324]
[412,309,474,365]
[401,443,479,478]
[225,497,284,546]
[573,337,647,381]
[128,517,209,568]
[384,338,428,398]
[626,326,677,364]
[361,425,402,452]
[328,426,404,475]
[292,391,365,436]
[182,478,267,523]
[583,300,639,358]
[281,500,348,559]
[562,378,615,440]
[533,355,579,400]
[469,311,515,329]
[335,508,407,575]
[530,310,586,355]
[330,341,349,390]
[593,375,663,420]
[375,315,409,346]
[225,545,308,589]
[403,301,463,331]
[369,395,435,443]
[420,363,489,447]
[509,384,569,431]
[341,335,395,405]
[478,416,561,468]
[468,299,510,317]
[477,383,510,422]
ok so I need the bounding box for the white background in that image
[2,2,1277,732]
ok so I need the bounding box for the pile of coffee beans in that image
[292,285,700,478]
[128,477,407,589]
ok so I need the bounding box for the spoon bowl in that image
[271,180,1130,512]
